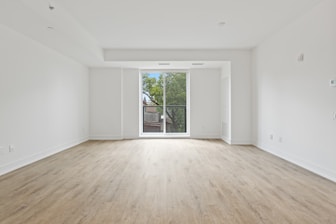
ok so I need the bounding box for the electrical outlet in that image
[269,134,274,140]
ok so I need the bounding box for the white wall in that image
[252,0,336,182]
[221,63,231,142]
[89,68,122,139]
[89,68,139,139]
[230,52,252,144]
[190,68,221,138]
[90,68,229,139]
[0,25,89,175]
[122,69,139,139]
[104,49,252,144]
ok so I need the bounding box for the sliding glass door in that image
[141,71,189,136]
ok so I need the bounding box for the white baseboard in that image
[255,143,336,183]
[0,137,89,176]
[89,135,123,140]
[230,139,252,145]
[221,136,251,145]
[221,136,231,144]
[191,134,221,139]
[123,136,139,140]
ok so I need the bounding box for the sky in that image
[142,72,161,104]
[147,72,160,79]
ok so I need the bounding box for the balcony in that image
[143,105,186,133]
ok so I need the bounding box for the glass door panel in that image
[141,71,188,135]
[165,72,187,133]
[142,73,164,133]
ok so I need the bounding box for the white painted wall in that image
[252,0,336,182]
[0,25,89,175]
[90,67,235,139]
[122,69,140,139]
[221,63,231,142]
[89,68,122,139]
[190,69,221,138]
[89,68,139,139]
[104,49,252,144]
[230,52,252,144]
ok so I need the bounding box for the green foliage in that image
[165,73,186,106]
[142,72,187,132]
[142,73,164,105]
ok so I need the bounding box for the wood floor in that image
[1,140,336,224]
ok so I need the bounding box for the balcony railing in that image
[143,105,186,133]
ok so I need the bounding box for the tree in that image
[142,72,186,132]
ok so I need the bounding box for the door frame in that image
[139,69,190,137]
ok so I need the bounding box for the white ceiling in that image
[56,0,322,49]
[98,61,230,70]
[0,0,323,67]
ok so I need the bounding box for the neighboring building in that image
[143,98,172,132]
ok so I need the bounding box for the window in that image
[140,71,189,136]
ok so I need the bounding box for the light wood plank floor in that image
[1,139,336,224]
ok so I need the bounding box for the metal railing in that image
[143,105,186,133]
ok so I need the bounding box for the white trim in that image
[138,69,143,137]
[89,135,123,140]
[123,136,140,140]
[140,135,190,139]
[120,67,124,138]
[228,75,232,141]
[221,136,232,144]
[186,71,191,136]
[222,137,252,145]
[255,143,336,183]
[0,137,88,176]
[163,71,166,132]
[230,139,252,145]
[139,70,190,137]
[141,69,190,73]
[141,133,190,138]
[191,134,221,139]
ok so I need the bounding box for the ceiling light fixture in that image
[48,2,55,10]
[158,63,170,66]
[192,63,204,66]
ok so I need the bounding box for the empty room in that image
[1,0,336,223]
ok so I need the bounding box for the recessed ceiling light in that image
[192,63,204,66]
[49,4,55,11]
[218,21,226,26]
[158,63,170,66]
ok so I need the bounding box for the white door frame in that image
[139,70,190,137]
